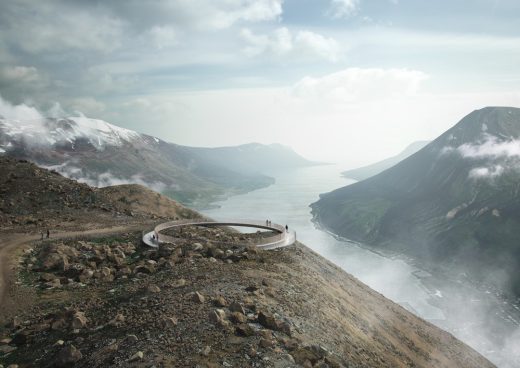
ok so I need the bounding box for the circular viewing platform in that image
[142,219,296,250]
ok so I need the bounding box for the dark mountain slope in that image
[312,107,520,295]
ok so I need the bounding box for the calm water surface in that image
[201,164,520,368]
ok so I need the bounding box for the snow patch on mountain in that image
[0,116,141,150]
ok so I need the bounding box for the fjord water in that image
[201,164,520,367]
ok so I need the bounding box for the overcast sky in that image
[1,0,519,165]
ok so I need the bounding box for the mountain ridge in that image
[311,106,520,296]
[0,115,316,207]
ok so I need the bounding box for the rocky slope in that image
[0,116,315,207]
[0,156,496,367]
[312,107,520,296]
[0,156,199,232]
[342,141,429,181]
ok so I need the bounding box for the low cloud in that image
[0,94,42,121]
[452,135,520,181]
[458,135,520,159]
[468,165,505,179]
[41,162,167,193]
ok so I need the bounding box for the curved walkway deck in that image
[142,219,296,250]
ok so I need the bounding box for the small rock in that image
[54,340,65,346]
[125,334,138,343]
[146,285,161,293]
[229,312,247,324]
[229,301,246,315]
[71,311,88,329]
[51,318,68,331]
[259,330,273,340]
[235,324,254,337]
[202,345,211,356]
[164,317,178,328]
[129,351,144,362]
[78,269,94,283]
[259,338,273,349]
[257,311,278,330]
[171,278,186,288]
[191,291,205,304]
[209,309,228,328]
[245,285,258,292]
[291,345,325,365]
[108,313,125,327]
[213,295,228,307]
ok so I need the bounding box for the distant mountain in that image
[0,116,314,207]
[182,142,319,175]
[312,107,520,296]
[342,141,430,181]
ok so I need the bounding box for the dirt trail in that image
[0,224,145,318]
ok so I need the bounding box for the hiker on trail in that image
[285,224,288,232]
[46,229,50,238]
[266,219,269,226]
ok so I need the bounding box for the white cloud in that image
[41,162,167,193]
[292,68,428,103]
[468,165,505,179]
[295,31,341,62]
[213,0,283,27]
[0,95,42,121]
[328,0,360,18]
[241,27,340,62]
[458,136,520,159]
